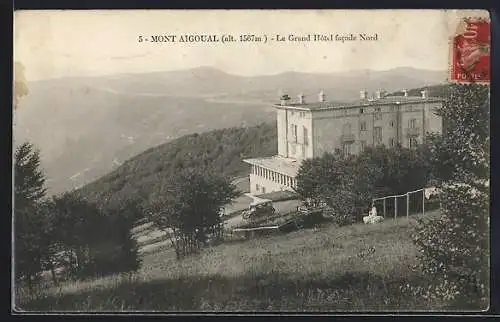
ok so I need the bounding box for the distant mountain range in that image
[13,66,447,195]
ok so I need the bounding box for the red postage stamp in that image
[450,17,490,83]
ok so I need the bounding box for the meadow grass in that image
[18,213,447,312]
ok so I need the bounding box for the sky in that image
[14,9,489,81]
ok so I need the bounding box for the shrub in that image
[412,184,489,308]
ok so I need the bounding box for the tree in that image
[14,143,47,208]
[47,192,142,279]
[411,83,490,309]
[14,202,52,293]
[14,142,49,293]
[47,193,101,277]
[147,169,240,259]
[295,153,341,208]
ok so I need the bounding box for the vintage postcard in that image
[12,9,491,313]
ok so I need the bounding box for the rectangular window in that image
[374,126,382,143]
[360,108,364,114]
[262,187,266,194]
[389,138,395,147]
[294,125,298,142]
[409,119,417,128]
[256,184,260,192]
[374,107,382,120]
[390,120,395,127]
[360,121,367,131]
[303,126,309,146]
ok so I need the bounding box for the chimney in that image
[318,90,326,102]
[298,93,305,105]
[421,90,428,99]
[360,90,368,100]
[402,89,408,97]
[280,94,290,106]
[375,90,382,100]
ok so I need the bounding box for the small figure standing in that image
[370,205,377,217]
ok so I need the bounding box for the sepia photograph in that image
[12,9,491,312]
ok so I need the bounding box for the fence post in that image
[383,198,386,218]
[422,189,425,215]
[394,197,397,219]
[406,193,410,218]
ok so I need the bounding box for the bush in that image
[324,206,356,227]
[411,184,489,308]
[83,214,141,278]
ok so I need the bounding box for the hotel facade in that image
[244,89,444,195]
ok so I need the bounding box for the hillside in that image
[13,67,446,194]
[78,123,277,204]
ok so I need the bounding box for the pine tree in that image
[14,143,47,207]
[14,142,49,294]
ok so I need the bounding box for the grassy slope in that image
[21,212,446,312]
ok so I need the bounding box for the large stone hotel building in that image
[243,89,444,195]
